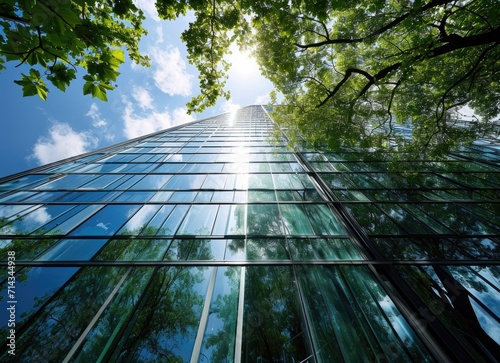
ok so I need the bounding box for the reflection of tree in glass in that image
[246,238,289,260]
[397,264,499,362]
[97,226,171,261]
[0,216,60,264]
[0,266,128,361]
[247,205,283,235]
[297,265,431,362]
[242,266,309,362]
[202,267,240,362]
[375,232,500,360]
[111,266,209,362]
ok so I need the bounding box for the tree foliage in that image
[0,0,148,101]
[1,0,499,155]
[157,0,500,156]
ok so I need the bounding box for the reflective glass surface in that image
[1,106,498,362]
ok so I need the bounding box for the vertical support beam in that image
[190,266,218,363]
[62,267,132,363]
[234,266,246,363]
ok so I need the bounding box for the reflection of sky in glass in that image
[449,266,500,317]
[0,267,79,330]
[38,239,108,261]
[2,106,498,361]
[130,175,172,190]
[0,205,75,234]
[167,154,184,162]
[119,205,161,234]
[70,205,140,236]
[471,299,500,344]
[0,204,37,220]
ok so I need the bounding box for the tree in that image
[2,1,499,156]
[158,0,500,156]
[0,0,148,101]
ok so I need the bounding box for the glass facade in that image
[1,105,499,362]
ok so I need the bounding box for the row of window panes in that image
[0,264,432,362]
[0,203,346,237]
[0,172,315,191]
[345,202,500,236]
[0,237,363,263]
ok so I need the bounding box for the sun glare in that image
[225,44,260,79]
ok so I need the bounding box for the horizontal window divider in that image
[2,199,499,206]
[3,259,500,267]
[369,233,498,241]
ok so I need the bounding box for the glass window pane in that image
[242,266,309,362]
[79,175,124,189]
[199,266,240,361]
[110,267,212,362]
[246,238,289,260]
[129,175,172,190]
[10,267,128,361]
[177,205,218,235]
[248,174,273,189]
[0,267,79,333]
[1,205,78,235]
[35,174,95,190]
[38,239,108,261]
[281,204,314,235]
[168,191,197,202]
[247,204,283,235]
[46,205,103,235]
[70,205,141,236]
[118,205,162,235]
[304,204,345,235]
[164,174,206,189]
[149,191,174,202]
[203,174,227,189]
[157,205,190,235]
[114,191,154,202]
[248,190,276,202]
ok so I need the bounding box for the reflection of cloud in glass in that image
[233,147,249,186]
[96,222,110,231]
[27,207,51,224]
[471,299,500,344]
[0,239,12,248]
[122,205,161,232]
[168,154,183,162]
[227,110,237,126]
[0,205,34,219]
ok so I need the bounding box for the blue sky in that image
[0,1,274,178]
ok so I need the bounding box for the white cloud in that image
[122,97,194,139]
[149,45,192,96]
[156,25,164,44]
[132,86,155,110]
[221,100,241,114]
[132,0,159,21]
[31,123,97,165]
[86,103,107,128]
[255,93,271,105]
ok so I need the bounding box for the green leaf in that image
[47,64,76,92]
[35,83,48,100]
[14,70,48,100]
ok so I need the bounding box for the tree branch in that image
[0,12,31,25]
[436,43,497,122]
[430,25,500,58]
[295,0,456,49]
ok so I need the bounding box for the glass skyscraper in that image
[1,105,499,362]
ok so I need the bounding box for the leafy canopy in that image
[1,0,499,156]
[157,0,500,156]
